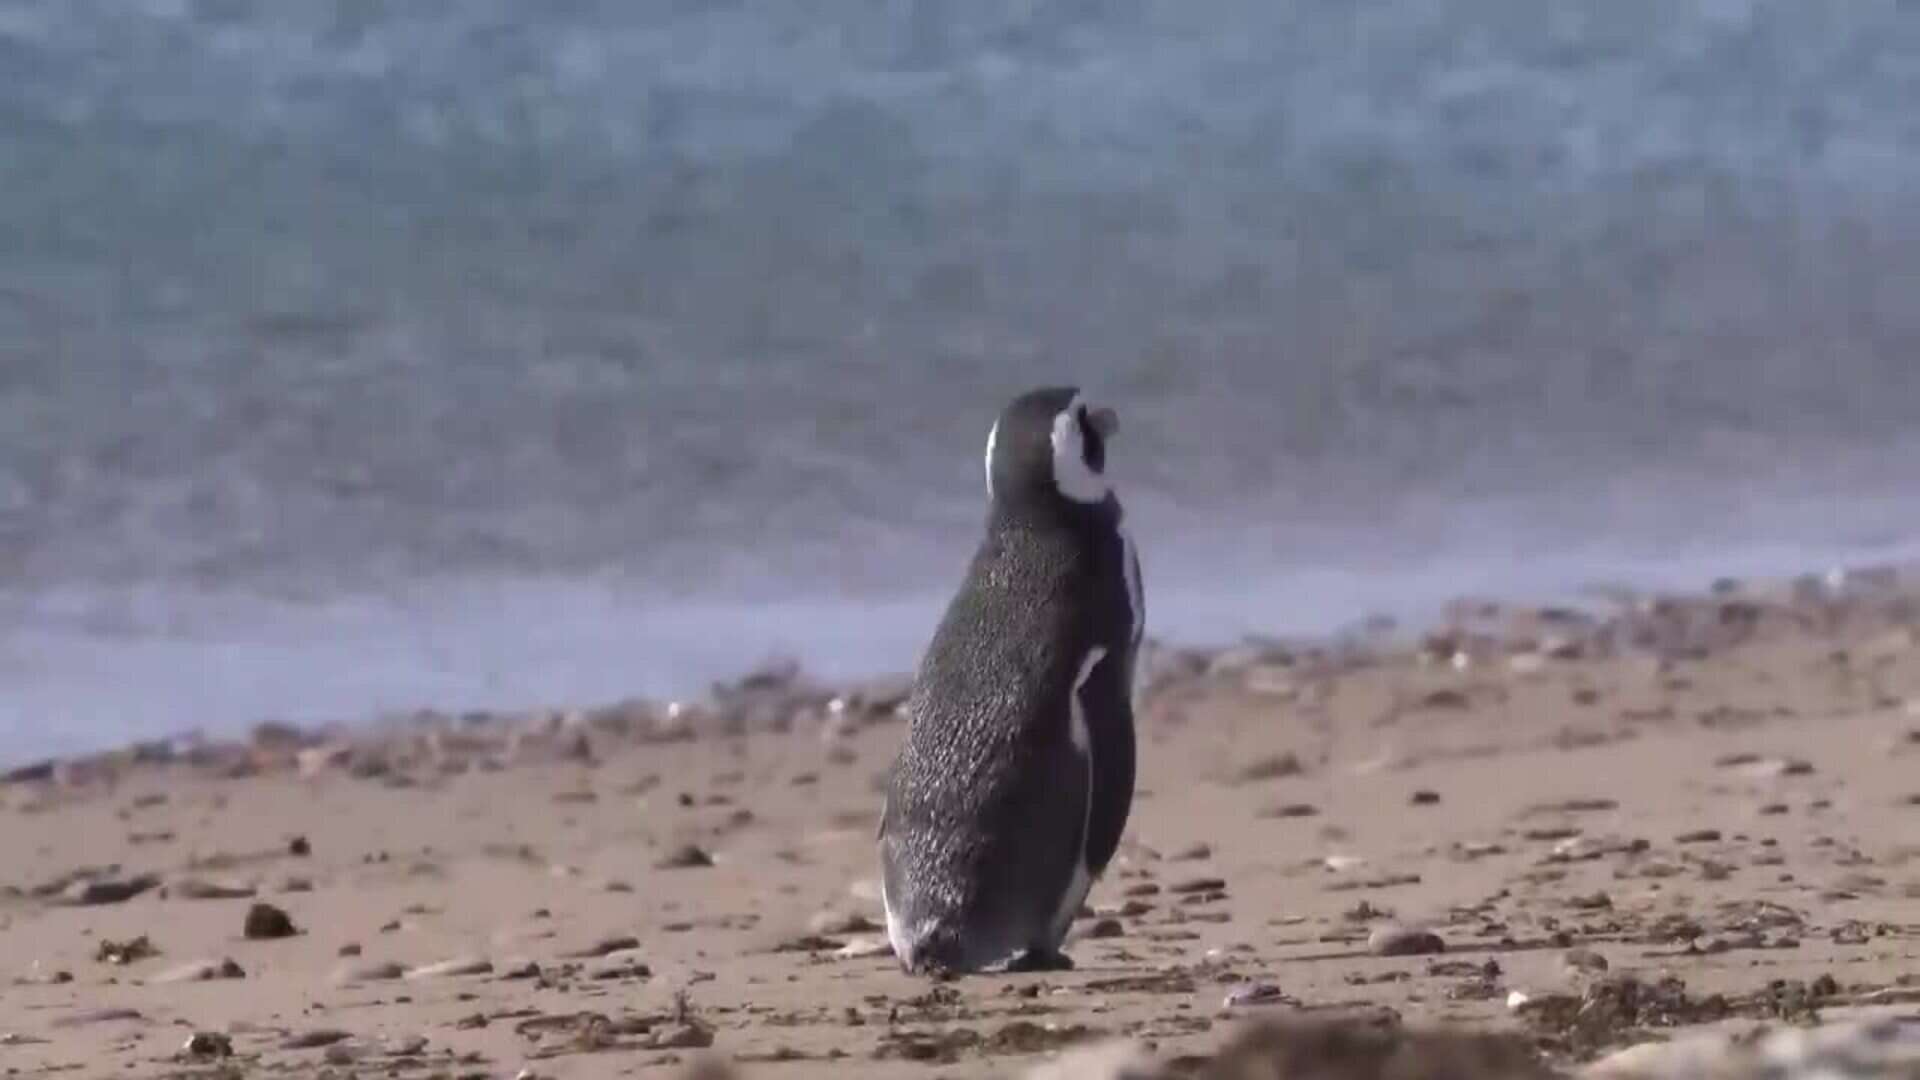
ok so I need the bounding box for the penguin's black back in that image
[882,493,1136,958]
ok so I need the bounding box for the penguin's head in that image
[984,386,1120,511]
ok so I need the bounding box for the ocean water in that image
[5,2,1920,762]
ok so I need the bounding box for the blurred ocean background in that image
[5,1,1920,760]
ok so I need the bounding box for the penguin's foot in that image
[1005,947,1074,973]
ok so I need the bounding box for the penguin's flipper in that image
[1075,645,1136,878]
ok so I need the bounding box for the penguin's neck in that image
[989,492,1123,537]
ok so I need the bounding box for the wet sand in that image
[3,568,1919,1077]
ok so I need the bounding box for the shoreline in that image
[8,554,1919,782]
[2,560,1919,1077]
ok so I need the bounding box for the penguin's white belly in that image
[1049,644,1107,942]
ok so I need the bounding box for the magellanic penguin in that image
[879,386,1144,975]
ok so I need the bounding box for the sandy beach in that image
[3,567,1920,1079]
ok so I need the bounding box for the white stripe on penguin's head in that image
[983,418,999,499]
[1049,393,1111,504]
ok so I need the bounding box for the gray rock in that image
[169,877,257,901]
[282,1029,352,1050]
[61,873,160,906]
[329,959,406,986]
[242,902,298,939]
[151,958,245,984]
[1368,925,1446,957]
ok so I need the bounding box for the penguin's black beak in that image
[1086,407,1119,439]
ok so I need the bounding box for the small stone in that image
[1410,790,1441,805]
[656,844,714,869]
[152,958,244,984]
[63,873,160,906]
[182,1032,233,1058]
[1223,983,1289,1008]
[1675,829,1722,844]
[95,935,159,965]
[243,902,298,939]
[1081,917,1125,940]
[650,1022,715,1050]
[1368,925,1446,957]
[288,836,312,857]
[330,960,406,986]
[1233,753,1304,783]
[404,956,493,980]
[565,934,641,959]
[282,1029,352,1050]
[1261,802,1320,819]
[589,952,652,980]
[170,877,257,901]
[385,1035,429,1056]
[1169,877,1228,895]
[50,1008,143,1030]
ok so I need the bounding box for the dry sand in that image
[3,569,1920,1078]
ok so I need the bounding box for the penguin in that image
[878,386,1144,975]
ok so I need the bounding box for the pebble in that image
[62,873,160,906]
[243,902,298,939]
[656,843,715,869]
[648,1022,715,1050]
[1233,752,1305,783]
[1080,917,1126,940]
[182,1032,233,1058]
[169,876,257,901]
[329,959,406,986]
[565,934,641,958]
[50,1008,143,1029]
[385,1035,429,1056]
[404,956,493,980]
[1368,925,1446,957]
[151,958,245,984]
[282,1028,352,1050]
[1222,983,1289,1008]
[1410,790,1442,805]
